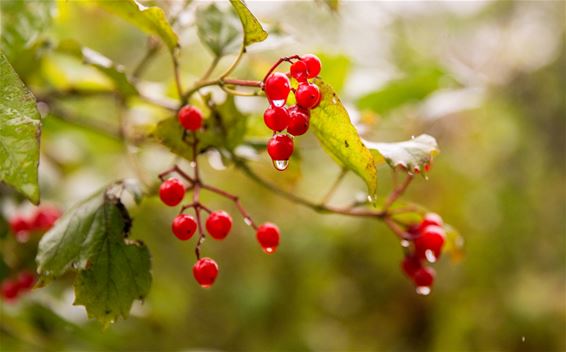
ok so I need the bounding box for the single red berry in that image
[401,255,422,278]
[290,60,308,82]
[267,134,294,162]
[31,206,61,231]
[172,214,197,241]
[16,271,35,291]
[287,105,310,136]
[1,280,19,301]
[424,163,431,172]
[9,216,30,235]
[264,73,291,105]
[415,225,446,262]
[412,267,435,288]
[159,178,185,206]
[302,54,321,78]
[178,105,203,131]
[256,223,280,254]
[206,211,233,240]
[263,105,289,132]
[295,83,321,109]
[418,213,443,232]
[193,257,219,288]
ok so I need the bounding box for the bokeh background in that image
[1,0,565,351]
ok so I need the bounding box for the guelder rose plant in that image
[0,0,462,327]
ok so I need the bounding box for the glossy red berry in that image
[290,60,308,82]
[193,257,219,288]
[401,255,422,278]
[159,178,185,206]
[206,211,232,240]
[31,206,61,231]
[263,106,289,132]
[415,225,446,262]
[295,83,321,109]
[413,267,435,288]
[172,214,197,241]
[1,280,19,301]
[264,73,291,105]
[267,134,294,161]
[418,213,443,232]
[178,105,203,131]
[16,271,35,291]
[302,54,321,78]
[256,223,280,254]
[287,105,310,136]
[9,216,30,235]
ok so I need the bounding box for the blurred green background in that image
[1,0,565,351]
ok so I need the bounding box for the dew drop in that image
[400,240,410,248]
[521,336,526,343]
[262,246,277,254]
[416,286,431,296]
[425,249,437,263]
[272,99,285,107]
[332,96,338,104]
[243,217,253,226]
[423,174,430,181]
[189,161,197,168]
[273,160,289,171]
[367,195,374,203]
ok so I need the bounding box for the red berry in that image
[159,178,185,206]
[178,105,203,131]
[302,54,321,78]
[287,105,310,136]
[401,255,422,278]
[172,214,197,241]
[256,223,280,254]
[16,271,35,291]
[193,257,219,288]
[31,206,61,231]
[263,106,289,132]
[9,216,30,235]
[290,60,308,82]
[206,211,232,240]
[267,134,294,161]
[264,73,291,105]
[418,213,443,232]
[412,267,435,287]
[295,83,321,109]
[1,280,19,301]
[415,225,446,262]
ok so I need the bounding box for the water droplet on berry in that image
[273,160,289,171]
[263,246,276,254]
[416,286,431,296]
[400,240,410,248]
[425,249,437,263]
[243,217,253,226]
[272,99,285,107]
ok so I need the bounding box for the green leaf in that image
[357,68,446,115]
[364,134,439,173]
[57,40,138,97]
[153,117,195,160]
[37,187,151,326]
[310,78,378,199]
[229,0,268,47]
[0,51,41,204]
[96,0,178,53]
[196,4,241,57]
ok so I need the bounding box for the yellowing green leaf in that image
[229,0,268,47]
[310,78,378,199]
[0,51,41,204]
[364,134,439,173]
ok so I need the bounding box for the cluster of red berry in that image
[1,271,35,302]
[9,206,61,242]
[262,54,322,171]
[401,213,446,295]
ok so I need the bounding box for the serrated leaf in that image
[310,78,378,199]
[364,134,439,173]
[196,4,241,57]
[96,0,178,53]
[357,68,446,115]
[0,51,41,204]
[229,0,268,47]
[57,40,138,96]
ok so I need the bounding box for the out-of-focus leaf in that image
[57,40,138,96]
[37,187,151,327]
[443,224,464,262]
[316,53,351,93]
[229,0,268,47]
[96,0,178,53]
[310,78,378,199]
[153,117,195,160]
[321,0,340,12]
[364,134,439,173]
[0,52,41,204]
[196,4,241,57]
[357,68,446,115]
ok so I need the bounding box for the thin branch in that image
[200,55,221,82]
[218,46,245,79]
[47,105,121,140]
[319,168,348,206]
[383,174,414,211]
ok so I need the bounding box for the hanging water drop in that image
[400,240,410,248]
[263,246,276,254]
[367,195,374,203]
[190,161,197,168]
[243,217,253,226]
[425,249,437,263]
[416,286,431,296]
[272,99,285,107]
[273,159,289,171]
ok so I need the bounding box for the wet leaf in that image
[364,134,439,173]
[96,0,178,53]
[0,52,41,204]
[229,0,268,47]
[310,78,378,199]
[196,3,241,57]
